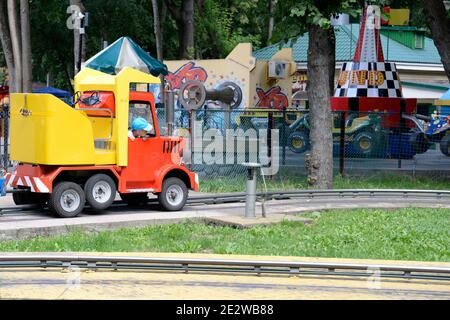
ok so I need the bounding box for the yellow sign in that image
[338,70,385,86]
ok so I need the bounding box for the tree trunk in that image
[0,0,15,92]
[421,0,450,81]
[20,0,31,92]
[7,0,21,92]
[151,0,163,61]
[180,0,194,59]
[305,25,335,189]
[152,0,165,106]
[267,0,276,44]
[160,0,167,56]
[164,0,195,59]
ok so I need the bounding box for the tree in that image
[20,0,31,92]
[273,0,360,188]
[267,0,277,44]
[29,0,74,91]
[165,0,195,59]
[305,24,336,188]
[0,0,15,91]
[7,0,21,92]
[0,0,32,93]
[194,0,267,59]
[420,0,450,81]
[151,0,163,61]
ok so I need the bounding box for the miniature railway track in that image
[0,254,449,281]
[189,189,450,204]
[2,189,450,216]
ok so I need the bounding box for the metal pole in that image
[165,81,174,136]
[282,108,286,165]
[3,103,9,169]
[189,110,193,171]
[245,165,257,218]
[223,104,230,131]
[339,111,346,176]
[76,16,85,74]
[267,111,274,179]
[398,109,404,169]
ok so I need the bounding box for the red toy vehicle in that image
[6,67,198,217]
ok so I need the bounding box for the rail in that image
[188,189,450,204]
[0,254,449,280]
[3,188,450,214]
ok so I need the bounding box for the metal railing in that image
[2,189,450,216]
[0,254,449,280]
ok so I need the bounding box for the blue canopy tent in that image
[33,86,72,105]
[33,86,71,98]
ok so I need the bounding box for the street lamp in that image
[76,12,89,73]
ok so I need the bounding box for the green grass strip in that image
[1,208,449,262]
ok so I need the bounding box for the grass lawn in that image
[1,208,449,262]
[200,172,450,193]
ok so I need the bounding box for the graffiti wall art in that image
[255,86,288,110]
[166,62,208,89]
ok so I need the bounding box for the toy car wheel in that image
[12,189,48,206]
[409,132,430,154]
[287,131,309,153]
[353,131,375,156]
[120,193,149,206]
[158,177,187,211]
[84,174,116,210]
[439,134,450,156]
[48,182,85,218]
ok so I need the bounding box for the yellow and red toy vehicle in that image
[5,67,198,217]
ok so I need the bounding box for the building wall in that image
[164,43,295,110]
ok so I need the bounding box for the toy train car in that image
[4,67,198,217]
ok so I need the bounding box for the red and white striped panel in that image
[353,5,384,63]
[4,173,50,193]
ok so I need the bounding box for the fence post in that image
[398,109,404,169]
[189,110,193,171]
[282,108,286,166]
[2,103,9,170]
[267,111,274,180]
[243,162,261,219]
[339,111,346,176]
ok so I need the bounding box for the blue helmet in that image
[131,117,152,131]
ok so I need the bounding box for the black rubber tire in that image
[12,190,48,206]
[287,131,309,154]
[48,182,85,218]
[120,192,149,206]
[84,174,116,210]
[158,177,187,211]
[409,132,430,154]
[440,134,450,156]
[353,131,375,156]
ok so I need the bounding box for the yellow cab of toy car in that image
[6,67,198,217]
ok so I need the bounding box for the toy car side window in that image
[129,101,155,134]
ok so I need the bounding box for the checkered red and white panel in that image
[334,62,403,98]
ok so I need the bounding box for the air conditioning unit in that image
[267,61,289,79]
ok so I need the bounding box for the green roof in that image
[254,24,442,65]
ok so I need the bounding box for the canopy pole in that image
[164,79,174,136]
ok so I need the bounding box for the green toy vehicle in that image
[286,113,384,156]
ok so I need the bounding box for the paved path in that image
[1,193,450,241]
[0,252,449,300]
